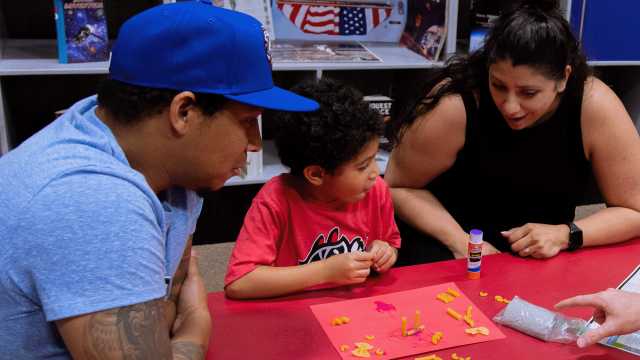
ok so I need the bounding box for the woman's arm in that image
[505,78,640,258]
[386,93,500,258]
[577,77,640,246]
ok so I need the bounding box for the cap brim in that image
[224,86,319,112]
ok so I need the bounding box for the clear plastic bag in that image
[493,295,588,344]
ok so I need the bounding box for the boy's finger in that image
[377,261,393,273]
[367,242,381,256]
[356,268,371,278]
[354,276,368,283]
[374,251,392,269]
[353,251,376,261]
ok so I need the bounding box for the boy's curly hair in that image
[273,77,384,177]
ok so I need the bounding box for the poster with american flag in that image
[272,0,405,42]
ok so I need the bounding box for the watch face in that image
[568,222,583,249]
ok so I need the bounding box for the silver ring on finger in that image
[524,246,530,254]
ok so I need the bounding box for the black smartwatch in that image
[566,222,583,250]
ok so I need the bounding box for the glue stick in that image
[467,229,483,280]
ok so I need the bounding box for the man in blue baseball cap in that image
[0,1,318,359]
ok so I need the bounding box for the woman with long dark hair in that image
[386,0,640,265]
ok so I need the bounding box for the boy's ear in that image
[303,165,326,186]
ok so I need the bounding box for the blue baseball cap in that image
[109,0,318,112]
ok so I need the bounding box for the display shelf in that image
[273,42,443,72]
[0,40,111,76]
[224,140,390,186]
[0,0,462,156]
[0,39,442,77]
[0,38,447,155]
[589,61,640,67]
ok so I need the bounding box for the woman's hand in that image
[481,242,501,257]
[502,223,570,259]
[451,238,500,259]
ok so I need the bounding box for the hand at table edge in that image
[554,289,640,348]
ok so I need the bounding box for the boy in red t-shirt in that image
[224,78,401,299]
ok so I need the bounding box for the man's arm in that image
[56,250,210,360]
[57,298,172,359]
[165,235,194,333]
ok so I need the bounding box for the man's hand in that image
[555,289,640,347]
[166,236,193,332]
[56,251,212,360]
[323,251,375,285]
[172,250,210,337]
[502,223,569,259]
[367,240,398,273]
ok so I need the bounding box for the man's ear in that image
[169,91,197,136]
[303,165,326,186]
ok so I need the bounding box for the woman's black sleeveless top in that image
[425,86,590,252]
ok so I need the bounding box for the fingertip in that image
[191,249,197,258]
[553,302,566,310]
[500,231,510,237]
[577,337,587,348]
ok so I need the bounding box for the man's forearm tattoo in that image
[82,299,172,359]
[171,341,206,360]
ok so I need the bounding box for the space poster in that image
[398,0,448,62]
[54,0,109,64]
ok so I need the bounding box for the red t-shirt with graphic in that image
[224,173,401,288]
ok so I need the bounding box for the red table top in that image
[206,238,640,359]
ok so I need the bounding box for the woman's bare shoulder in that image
[582,76,613,105]
[581,76,626,122]
[387,91,468,188]
[580,75,636,160]
[413,92,468,138]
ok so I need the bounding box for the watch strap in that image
[566,222,583,250]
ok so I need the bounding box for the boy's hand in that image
[367,240,398,273]
[323,251,375,285]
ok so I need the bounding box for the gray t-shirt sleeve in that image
[8,170,167,322]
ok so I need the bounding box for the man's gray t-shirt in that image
[0,95,203,358]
